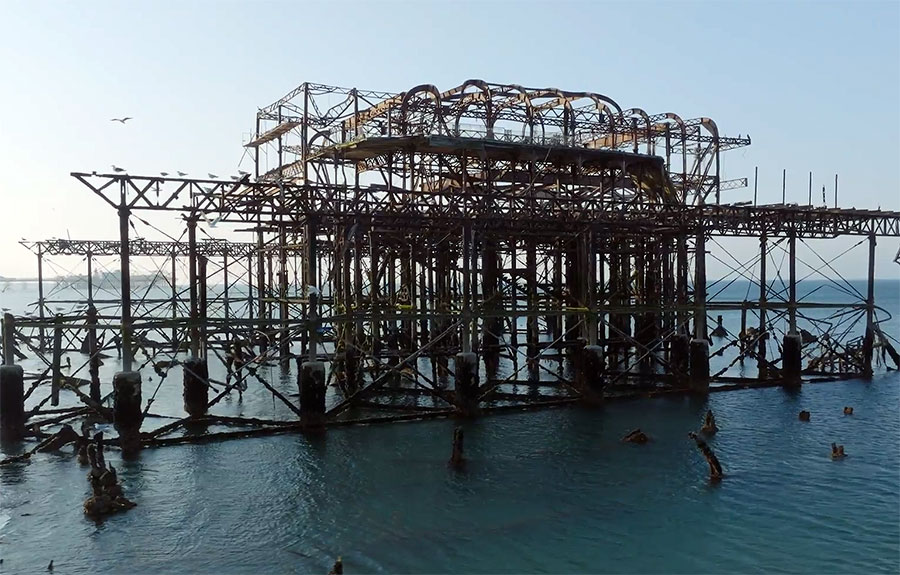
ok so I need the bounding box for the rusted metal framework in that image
[3,80,899,449]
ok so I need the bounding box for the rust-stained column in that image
[526,239,539,361]
[783,230,801,385]
[758,235,768,379]
[863,233,877,378]
[690,229,709,392]
[188,217,200,358]
[118,202,133,371]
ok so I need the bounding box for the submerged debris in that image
[843,406,853,415]
[701,410,719,435]
[688,431,723,481]
[830,443,846,460]
[798,410,811,422]
[622,428,649,444]
[83,434,136,518]
[448,427,465,470]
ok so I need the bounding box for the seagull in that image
[208,173,218,179]
[110,117,132,124]
[230,175,240,181]
[238,170,250,176]
[160,171,169,177]
[111,165,126,173]
[177,171,188,177]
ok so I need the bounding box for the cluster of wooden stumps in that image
[82,433,136,518]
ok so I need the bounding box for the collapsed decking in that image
[2,80,899,448]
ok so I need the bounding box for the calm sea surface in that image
[1,279,898,574]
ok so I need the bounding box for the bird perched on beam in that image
[111,165,126,173]
[110,117,132,124]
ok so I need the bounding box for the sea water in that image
[0,280,898,574]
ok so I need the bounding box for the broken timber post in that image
[299,361,326,429]
[454,352,479,416]
[183,357,209,417]
[0,364,25,441]
[579,344,605,405]
[783,230,802,386]
[113,371,142,454]
[51,315,63,406]
[1,313,14,367]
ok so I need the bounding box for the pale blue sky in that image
[0,0,898,278]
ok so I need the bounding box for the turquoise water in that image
[1,377,898,574]
[1,279,899,573]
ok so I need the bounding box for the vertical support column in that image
[118,203,133,372]
[369,230,380,359]
[689,229,709,392]
[279,222,290,360]
[671,233,690,384]
[454,351,479,416]
[550,248,563,348]
[461,225,473,354]
[584,232,598,346]
[256,227,267,350]
[0,364,25,440]
[247,252,255,326]
[863,233,877,378]
[634,241,648,351]
[418,254,428,348]
[304,219,318,362]
[86,249,94,306]
[198,255,208,359]
[113,370,142,454]
[87,304,101,402]
[171,250,178,351]
[187,217,200,358]
[183,356,208,417]
[299,360,326,429]
[2,313,14,366]
[51,316,62,406]
[481,237,500,360]
[37,245,45,352]
[509,240,518,349]
[525,239,538,361]
[739,302,748,364]
[267,251,274,334]
[348,224,364,392]
[222,250,231,345]
[783,230,802,385]
[758,235,769,379]
[400,245,414,353]
[597,238,607,352]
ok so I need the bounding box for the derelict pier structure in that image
[2,80,899,447]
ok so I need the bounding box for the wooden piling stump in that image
[0,365,25,440]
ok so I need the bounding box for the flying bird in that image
[111,165,126,173]
[177,171,188,177]
[110,117,132,124]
